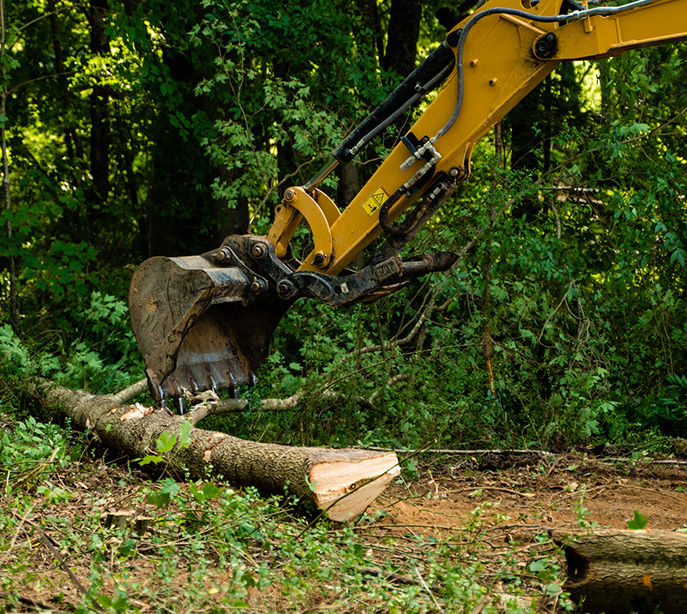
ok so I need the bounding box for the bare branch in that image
[187,374,409,425]
[110,379,149,406]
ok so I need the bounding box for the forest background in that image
[1,0,687,453]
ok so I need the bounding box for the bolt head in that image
[251,279,267,295]
[277,279,297,299]
[251,243,266,259]
[284,189,296,202]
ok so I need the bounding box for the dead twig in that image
[415,566,444,613]
[441,486,536,499]
[358,566,419,586]
[360,446,553,457]
[36,527,103,612]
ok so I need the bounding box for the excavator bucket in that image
[129,251,291,404]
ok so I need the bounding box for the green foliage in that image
[2,0,687,455]
[0,291,142,396]
[138,420,193,466]
[0,416,81,495]
[626,510,649,530]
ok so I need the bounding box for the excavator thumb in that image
[128,243,292,404]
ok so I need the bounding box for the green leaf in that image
[96,594,113,609]
[626,510,648,530]
[529,558,548,572]
[148,490,170,509]
[189,482,206,503]
[179,419,192,447]
[157,431,177,453]
[201,483,222,500]
[138,454,165,466]
[160,478,181,497]
[118,538,137,557]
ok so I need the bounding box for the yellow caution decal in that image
[362,187,389,216]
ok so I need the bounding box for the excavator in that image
[129,0,687,410]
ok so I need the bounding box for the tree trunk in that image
[88,0,110,211]
[355,0,384,62]
[555,530,687,614]
[337,162,360,210]
[382,0,422,78]
[36,383,399,522]
[0,0,17,329]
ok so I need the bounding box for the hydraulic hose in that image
[436,0,662,142]
[305,0,659,190]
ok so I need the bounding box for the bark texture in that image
[555,530,687,614]
[38,383,399,521]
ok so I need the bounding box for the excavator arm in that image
[129,0,687,407]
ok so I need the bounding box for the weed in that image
[573,488,598,534]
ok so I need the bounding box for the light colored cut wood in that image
[310,452,400,521]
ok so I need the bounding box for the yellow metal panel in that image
[549,0,687,60]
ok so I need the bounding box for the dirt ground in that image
[5,450,687,613]
[374,452,687,535]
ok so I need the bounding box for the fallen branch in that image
[360,446,554,457]
[186,379,407,425]
[34,382,400,522]
[187,392,304,424]
[110,379,149,405]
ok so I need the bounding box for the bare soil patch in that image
[374,453,687,536]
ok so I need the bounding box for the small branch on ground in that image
[110,379,149,405]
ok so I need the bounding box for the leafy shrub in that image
[0,291,142,396]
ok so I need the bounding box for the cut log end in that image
[310,452,400,521]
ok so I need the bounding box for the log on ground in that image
[554,529,687,614]
[37,383,400,521]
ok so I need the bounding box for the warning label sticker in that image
[362,187,389,216]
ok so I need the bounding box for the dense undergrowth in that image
[2,0,686,452]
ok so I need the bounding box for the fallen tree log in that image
[554,530,687,614]
[35,383,400,521]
